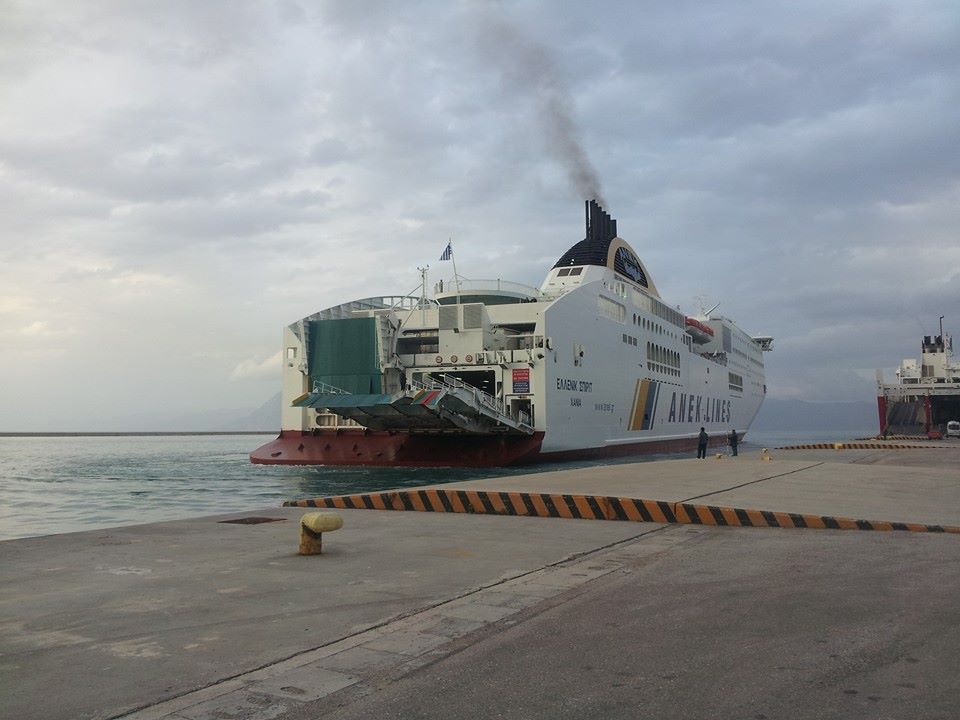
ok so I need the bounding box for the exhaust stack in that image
[585,199,617,244]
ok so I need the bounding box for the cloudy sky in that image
[1,0,959,431]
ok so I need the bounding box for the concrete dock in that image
[2,443,959,719]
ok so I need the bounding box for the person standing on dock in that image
[697,427,709,459]
[728,429,739,457]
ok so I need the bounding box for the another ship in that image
[251,201,773,466]
[876,324,960,437]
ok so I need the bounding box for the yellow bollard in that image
[299,512,343,555]
[760,448,771,461]
[833,442,843,450]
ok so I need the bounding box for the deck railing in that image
[409,374,532,431]
[433,278,542,299]
[311,381,352,394]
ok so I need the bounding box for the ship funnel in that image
[585,199,617,244]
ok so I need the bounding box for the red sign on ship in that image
[512,368,530,394]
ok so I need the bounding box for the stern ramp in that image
[293,377,534,434]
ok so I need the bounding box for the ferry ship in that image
[876,325,960,437]
[251,201,773,466]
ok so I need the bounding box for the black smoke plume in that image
[475,14,605,205]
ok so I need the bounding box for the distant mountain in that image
[229,394,878,434]
[227,394,878,434]
[227,392,281,431]
[47,394,871,435]
[85,393,281,433]
[752,398,877,432]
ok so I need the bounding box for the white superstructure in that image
[876,327,960,436]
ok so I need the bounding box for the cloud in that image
[1,0,960,427]
[19,321,50,336]
[108,271,178,287]
[0,295,32,314]
[231,351,282,381]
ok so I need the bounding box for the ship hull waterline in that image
[250,430,735,468]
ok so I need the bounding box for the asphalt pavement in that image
[2,443,958,720]
[292,527,960,720]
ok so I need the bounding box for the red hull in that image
[877,396,888,435]
[250,430,726,467]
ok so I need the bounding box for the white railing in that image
[433,278,542,299]
[312,295,427,320]
[409,374,532,430]
[312,381,352,394]
[699,352,728,367]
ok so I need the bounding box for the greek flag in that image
[438,242,453,261]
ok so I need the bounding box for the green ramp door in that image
[308,318,382,394]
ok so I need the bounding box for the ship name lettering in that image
[556,378,593,392]
[667,393,733,424]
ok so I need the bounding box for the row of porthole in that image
[435,354,475,365]
[631,313,679,341]
[647,341,680,370]
[648,361,680,378]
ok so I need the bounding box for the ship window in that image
[569,267,583,276]
[397,335,439,355]
[614,247,648,287]
[432,370,496,395]
[558,268,571,276]
[599,296,626,323]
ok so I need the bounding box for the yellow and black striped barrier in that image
[857,434,931,441]
[286,488,676,524]
[778,442,952,450]
[670,502,954,532]
[283,489,960,534]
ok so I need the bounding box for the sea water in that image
[0,431,868,541]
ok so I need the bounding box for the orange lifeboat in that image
[684,317,714,344]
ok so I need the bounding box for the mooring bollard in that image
[761,448,771,461]
[299,512,343,555]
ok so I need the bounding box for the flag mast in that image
[417,265,429,325]
[450,238,461,306]
[439,239,460,305]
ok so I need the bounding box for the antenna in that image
[694,295,720,318]
[418,266,429,324]
[449,238,461,306]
